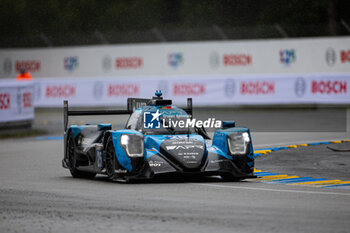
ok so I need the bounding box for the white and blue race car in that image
[62,91,255,182]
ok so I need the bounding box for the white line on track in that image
[193,183,350,196]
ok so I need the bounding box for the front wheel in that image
[105,136,126,181]
[67,133,96,179]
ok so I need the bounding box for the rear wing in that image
[64,101,131,132]
[127,97,192,115]
[63,97,193,131]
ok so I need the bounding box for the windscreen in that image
[133,107,195,135]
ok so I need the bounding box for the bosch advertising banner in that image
[160,74,350,106]
[33,78,156,107]
[8,74,346,107]
[0,81,34,123]
[1,37,350,78]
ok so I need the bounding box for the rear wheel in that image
[67,133,96,179]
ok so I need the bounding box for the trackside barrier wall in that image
[0,36,349,106]
[1,37,350,78]
[0,80,34,123]
[0,74,348,107]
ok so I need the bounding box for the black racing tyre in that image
[105,136,128,181]
[67,133,96,179]
[105,136,116,180]
[105,136,117,180]
[220,173,241,182]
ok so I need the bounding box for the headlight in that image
[227,132,250,155]
[120,134,144,157]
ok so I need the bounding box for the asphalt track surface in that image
[1,108,350,233]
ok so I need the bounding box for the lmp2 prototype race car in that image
[62,91,256,182]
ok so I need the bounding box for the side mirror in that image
[222,121,235,129]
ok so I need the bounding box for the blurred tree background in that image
[0,0,349,47]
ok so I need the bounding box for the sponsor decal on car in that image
[143,110,162,129]
[163,135,188,140]
[171,140,195,145]
[96,147,103,170]
[210,159,225,164]
[149,160,164,167]
[166,145,204,150]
